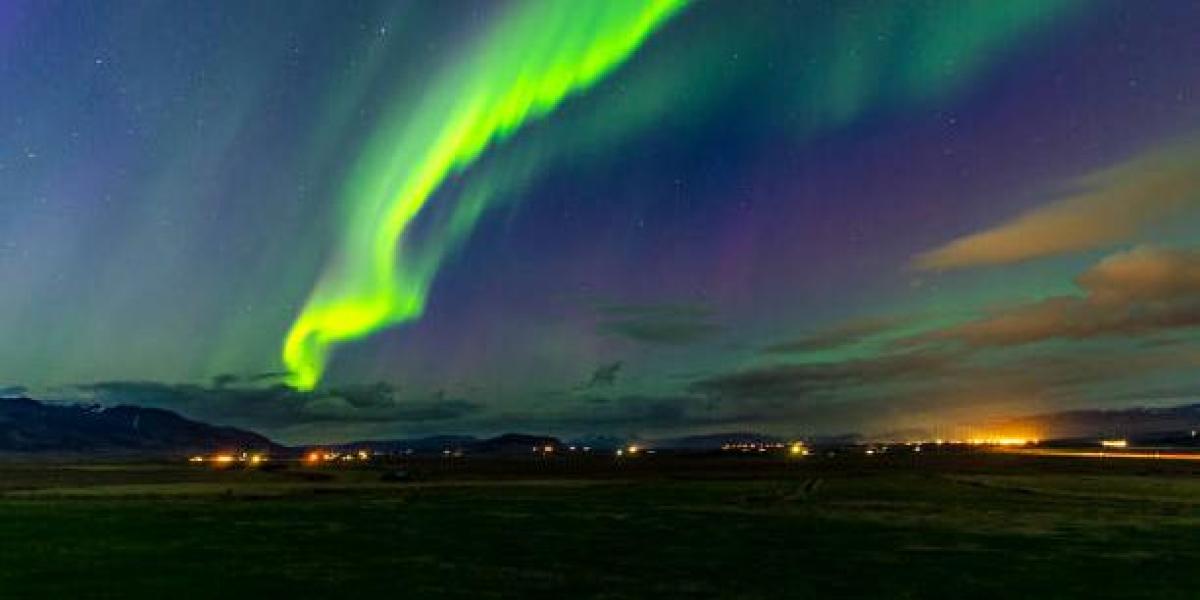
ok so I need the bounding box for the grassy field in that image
[1,454,1199,598]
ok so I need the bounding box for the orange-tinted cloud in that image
[927,245,1200,346]
[913,140,1200,271]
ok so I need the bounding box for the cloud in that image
[678,345,1199,440]
[596,303,721,345]
[65,381,482,432]
[0,385,27,398]
[913,140,1200,270]
[763,316,905,354]
[992,402,1200,440]
[922,245,1200,347]
[581,361,623,389]
[484,393,777,435]
[211,372,288,389]
[690,350,955,401]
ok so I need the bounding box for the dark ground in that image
[1,452,1199,598]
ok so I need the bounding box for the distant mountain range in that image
[0,396,277,454]
[6,394,1200,455]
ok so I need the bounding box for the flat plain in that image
[1,453,1199,598]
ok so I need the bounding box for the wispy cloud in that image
[685,340,1200,435]
[211,372,288,389]
[913,139,1200,270]
[763,316,906,354]
[595,303,721,345]
[0,385,27,398]
[580,361,623,389]
[691,350,956,401]
[65,381,482,432]
[918,245,1200,347]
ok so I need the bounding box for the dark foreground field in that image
[2,453,1200,598]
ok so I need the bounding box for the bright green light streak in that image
[284,0,688,389]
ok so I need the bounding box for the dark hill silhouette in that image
[0,396,278,454]
[333,435,477,454]
[470,433,562,454]
[999,403,1200,441]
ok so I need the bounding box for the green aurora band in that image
[281,0,1081,391]
[283,0,689,390]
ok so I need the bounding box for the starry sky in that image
[2,1,1199,443]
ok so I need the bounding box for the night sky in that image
[2,1,1199,443]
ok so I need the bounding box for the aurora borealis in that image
[2,1,1199,443]
[283,0,687,391]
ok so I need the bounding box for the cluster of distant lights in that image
[188,452,269,466]
[187,450,376,467]
[304,450,372,464]
[714,439,1050,457]
[534,442,812,457]
[720,442,810,456]
[616,445,652,457]
[532,444,676,456]
[907,438,1037,447]
[187,438,1159,467]
[531,444,653,456]
[533,444,590,454]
